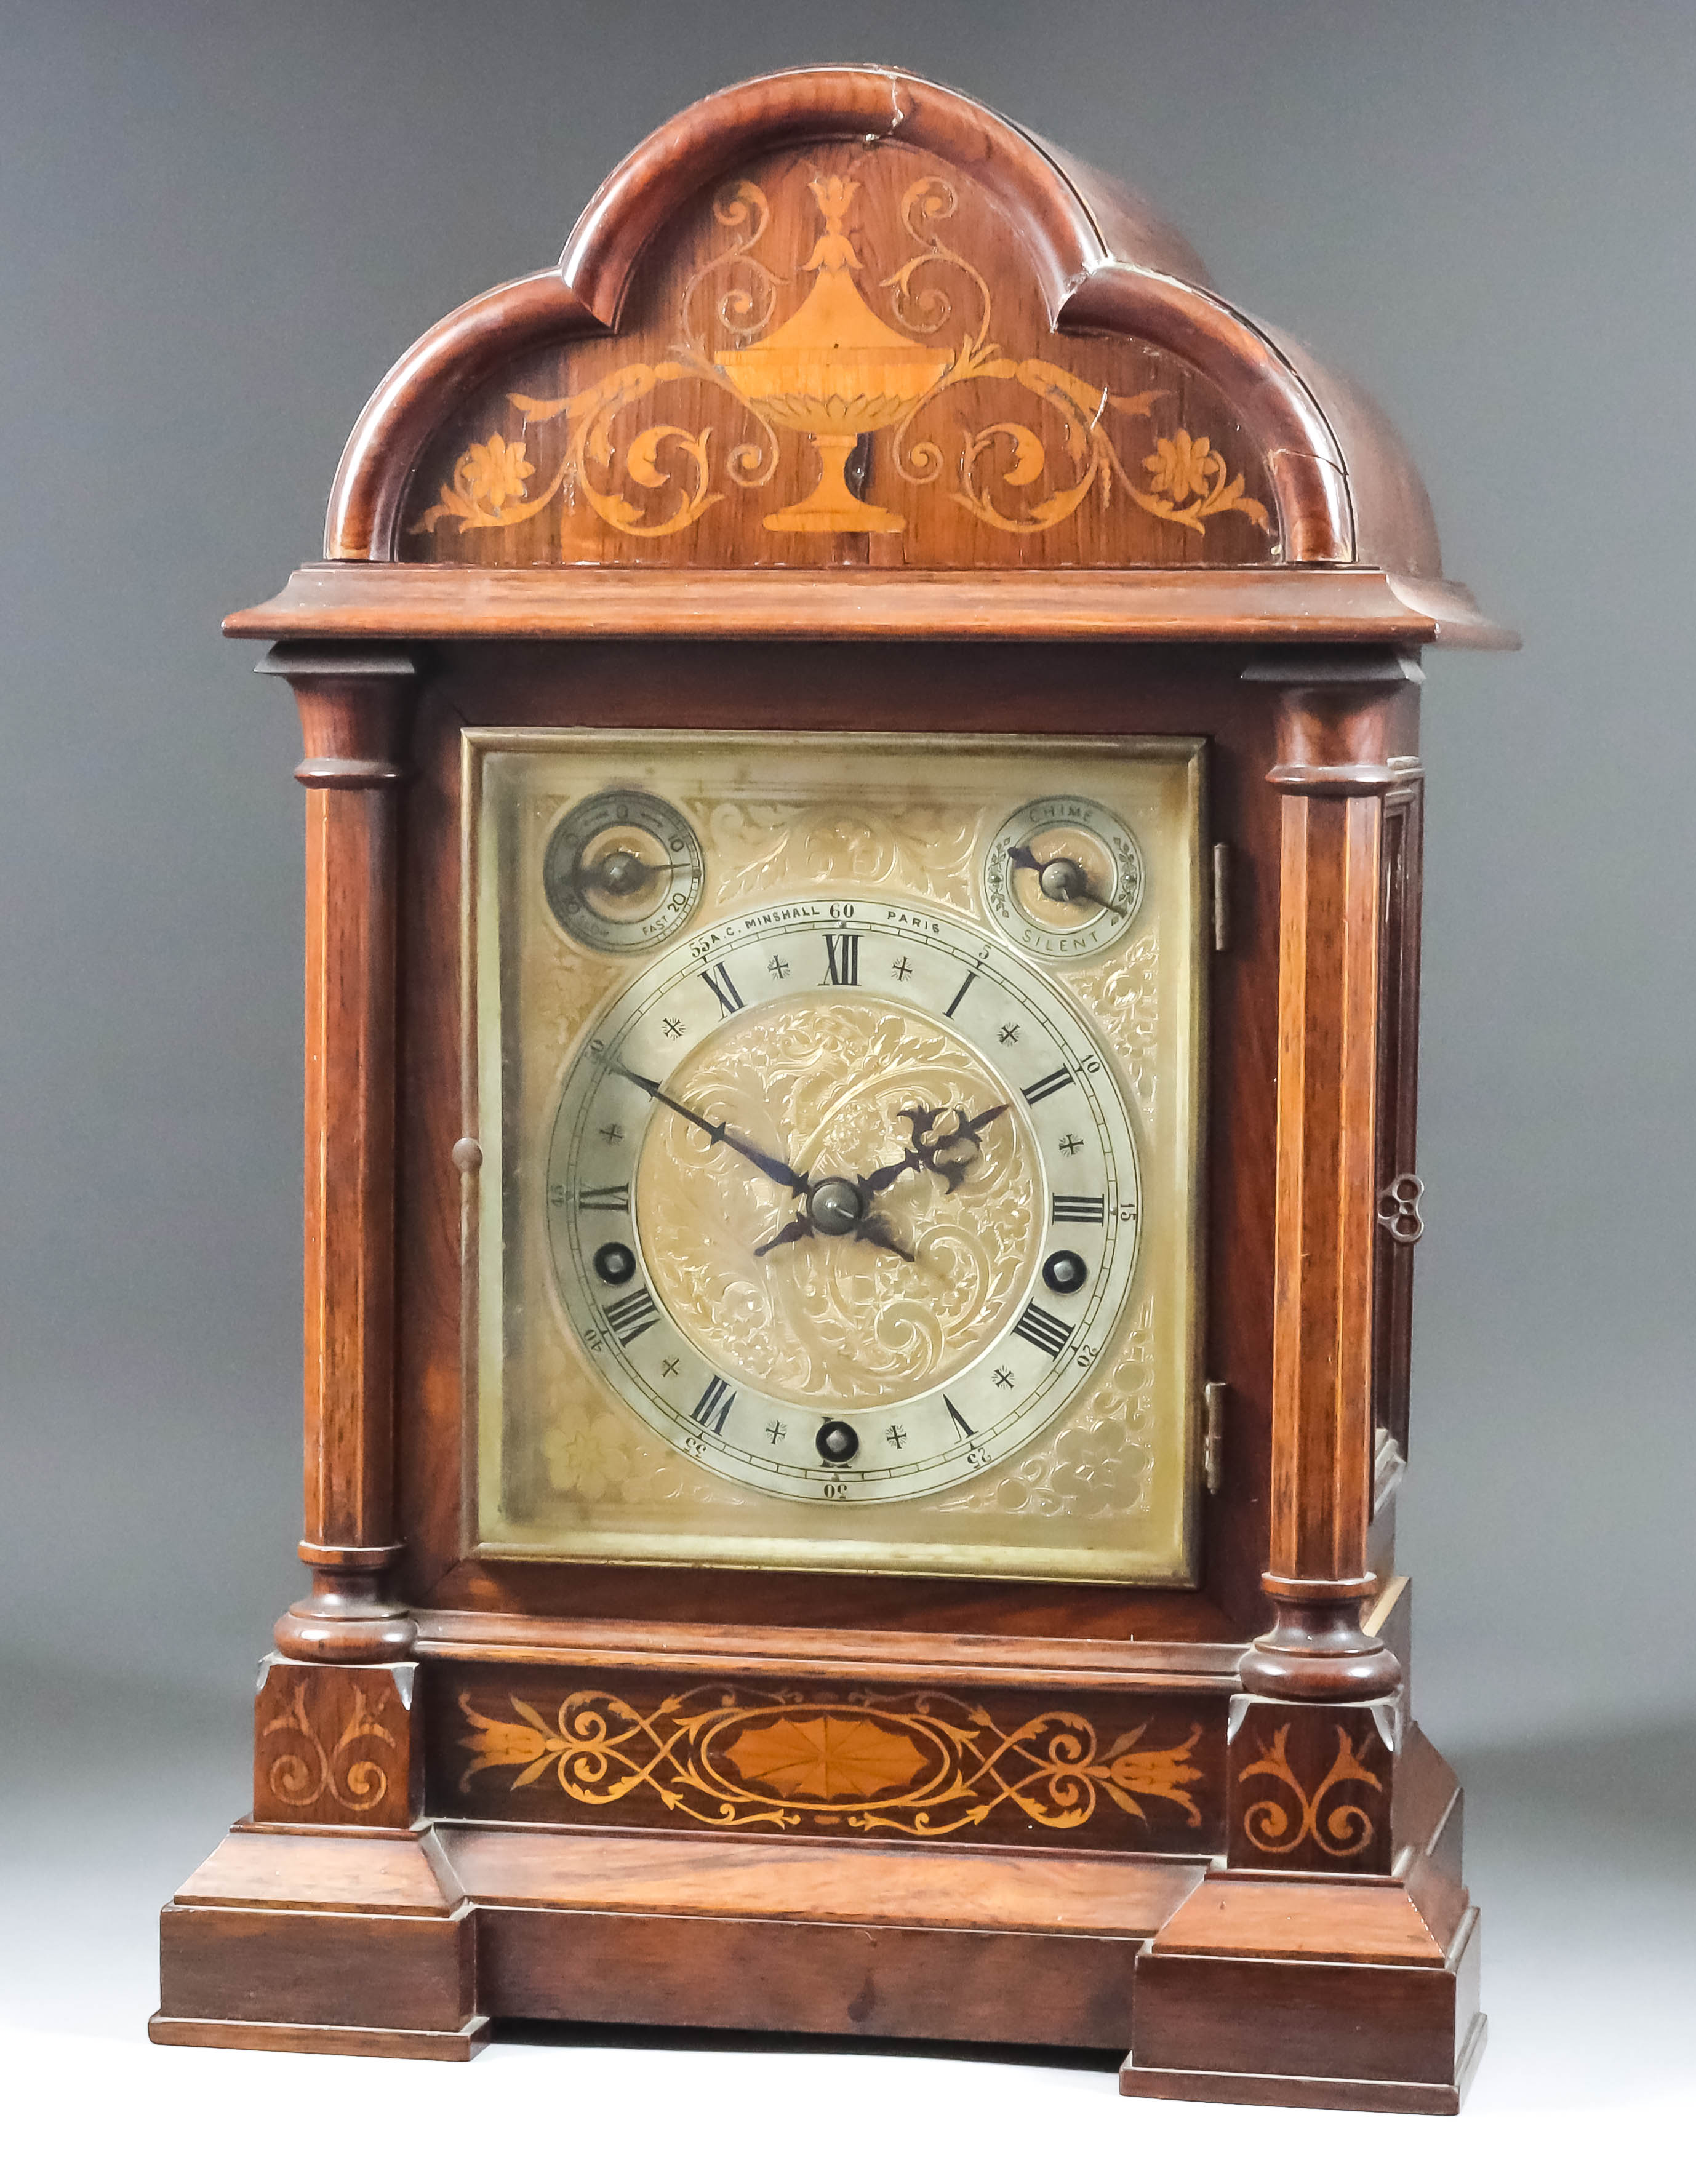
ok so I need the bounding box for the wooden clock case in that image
[151,68,1513,2113]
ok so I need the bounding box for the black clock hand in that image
[575,847,686,896]
[748,1100,1007,1262]
[1007,844,1123,916]
[753,1214,814,1258]
[753,1103,1001,1263]
[753,1206,914,1265]
[858,1101,1010,1202]
[852,1207,915,1263]
[607,1060,810,1194]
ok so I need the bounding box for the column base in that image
[156,1686,1481,2110]
[1122,1720,1481,2114]
[156,1828,479,2056]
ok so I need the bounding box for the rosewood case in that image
[151,65,1513,2114]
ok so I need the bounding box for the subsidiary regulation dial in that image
[543,789,705,953]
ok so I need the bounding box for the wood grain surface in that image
[434,1823,1203,1933]
[315,66,1467,574]
[174,63,1504,2110]
[224,563,1513,647]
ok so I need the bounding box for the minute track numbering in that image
[545,900,1143,1506]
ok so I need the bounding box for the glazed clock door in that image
[467,730,1204,1585]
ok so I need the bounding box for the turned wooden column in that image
[260,642,419,1663]
[1240,651,1422,1703]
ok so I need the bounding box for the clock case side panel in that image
[391,640,1279,1651]
[1367,773,1423,1593]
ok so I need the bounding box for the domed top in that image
[230,66,1510,648]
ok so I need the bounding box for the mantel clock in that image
[153,69,1515,2114]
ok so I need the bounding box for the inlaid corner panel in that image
[403,142,1278,570]
[426,1666,1227,1852]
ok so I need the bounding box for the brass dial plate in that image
[467,731,1204,1585]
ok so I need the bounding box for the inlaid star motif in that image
[723,1714,925,1799]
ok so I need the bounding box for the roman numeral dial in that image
[578,1183,631,1214]
[1013,1301,1073,1358]
[604,1286,660,1346]
[1021,1066,1074,1106]
[545,895,1143,1510]
[700,962,745,1015]
[690,1375,736,1434]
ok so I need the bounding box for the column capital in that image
[1244,649,1422,796]
[257,640,420,684]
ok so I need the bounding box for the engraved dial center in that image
[633,994,1042,1408]
[544,896,1146,1511]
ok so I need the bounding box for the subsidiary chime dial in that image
[984,794,1145,962]
[546,899,1142,1505]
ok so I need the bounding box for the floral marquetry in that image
[1225,1697,1398,1874]
[402,142,1278,570]
[725,1714,929,1800]
[251,1657,421,1830]
[438,1676,1222,1850]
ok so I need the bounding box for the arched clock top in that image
[321,66,1438,577]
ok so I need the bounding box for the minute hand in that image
[607,1060,810,1194]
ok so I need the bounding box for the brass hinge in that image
[1202,1380,1227,1494]
[1210,843,1231,951]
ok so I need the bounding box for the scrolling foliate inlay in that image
[457,1684,1206,1838]
[262,1684,397,1815]
[1238,1724,1385,1861]
[410,167,1272,558]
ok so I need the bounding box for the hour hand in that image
[755,1199,913,1265]
[606,1059,810,1194]
[852,1207,915,1263]
[754,1214,815,1258]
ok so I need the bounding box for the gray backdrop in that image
[3,0,1692,1756]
